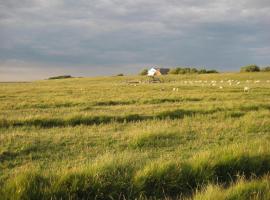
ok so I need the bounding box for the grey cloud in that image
[0,0,270,81]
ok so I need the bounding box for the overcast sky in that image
[0,0,270,81]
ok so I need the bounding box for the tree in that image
[240,65,260,72]
[139,69,148,75]
[261,66,270,72]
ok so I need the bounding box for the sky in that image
[0,0,270,81]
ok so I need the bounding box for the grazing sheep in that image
[244,86,250,92]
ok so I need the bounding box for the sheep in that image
[244,86,250,92]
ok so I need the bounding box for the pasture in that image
[0,72,270,199]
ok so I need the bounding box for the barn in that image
[147,67,169,76]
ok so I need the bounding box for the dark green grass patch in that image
[0,108,224,128]
[0,172,50,200]
[133,150,270,199]
[94,100,136,106]
[131,132,180,148]
[142,97,202,104]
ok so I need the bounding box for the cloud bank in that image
[0,0,270,80]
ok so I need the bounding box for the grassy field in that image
[0,72,270,199]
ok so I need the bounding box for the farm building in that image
[147,67,169,76]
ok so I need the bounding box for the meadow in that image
[0,72,270,199]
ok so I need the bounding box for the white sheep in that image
[244,86,250,92]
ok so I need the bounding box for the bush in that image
[169,67,218,74]
[139,69,148,75]
[205,70,218,73]
[168,68,179,74]
[48,75,72,80]
[116,73,124,76]
[240,65,260,72]
[261,66,270,72]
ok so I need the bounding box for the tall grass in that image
[193,176,270,200]
[1,142,269,199]
[0,72,269,199]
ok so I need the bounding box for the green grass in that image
[193,176,270,200]
[0,72,269,199]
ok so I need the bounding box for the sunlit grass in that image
[0,72,269,199]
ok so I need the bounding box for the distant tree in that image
[190,68,198,73]
[168,68,178,74]
[48,75,72,80]
[169,67,218,74]
[139,69,148,75]
[198,69,207,74]
[261,66,270,72]
[116,73,124,76]
[206,69,218,73]
[240,65,260,72]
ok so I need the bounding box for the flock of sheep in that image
[171,79,270,93]
[126,78,269,94]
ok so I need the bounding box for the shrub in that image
[48,75,72,80]
[261,66,270,72]
[169,67,218,74]
[116,73,124,76]
[206,69,218,73]
[198,69,207,74]
[168,68,179,74]
[240,65,260,72]
[139,69,148,75]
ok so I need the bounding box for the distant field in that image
[0,72,270,199]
